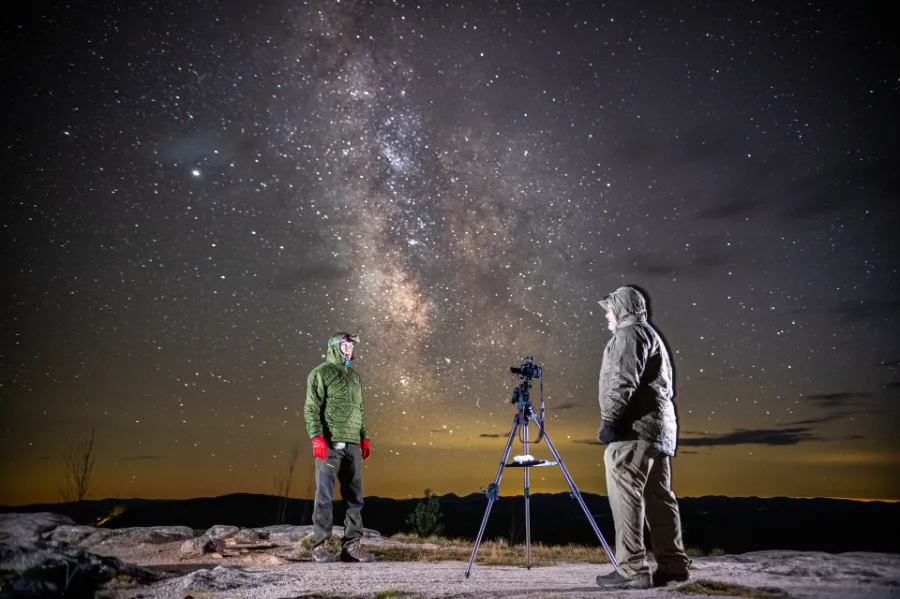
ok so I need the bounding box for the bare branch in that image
[273,441,301,524]
[58,429,96,504]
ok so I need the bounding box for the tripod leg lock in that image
[480,483,500,501]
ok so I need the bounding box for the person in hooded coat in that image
[304,331,374,563]
[594,286,691,589]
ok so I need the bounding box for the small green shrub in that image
[405,489,444,537]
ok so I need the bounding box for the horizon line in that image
[3,492,898,508]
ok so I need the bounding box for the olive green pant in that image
[604,440,690,579]
[313,443,364,549]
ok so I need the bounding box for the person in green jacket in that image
[304,331,374,563]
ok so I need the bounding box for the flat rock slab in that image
[105,553,900,599]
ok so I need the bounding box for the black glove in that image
[597,420,620,445]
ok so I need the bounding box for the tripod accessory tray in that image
[506,459,557,467]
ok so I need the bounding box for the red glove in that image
[311,436,328,460]
[360,438,372,460]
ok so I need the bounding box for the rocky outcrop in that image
[3,512,898,598]
[0,513,76,545]
[0,513,158,598]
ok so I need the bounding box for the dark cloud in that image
[629,257,677,277]
[806,392,873,408]
[679,428,821,446]
[479,433,506,438]
[550,403,578,411]
[674,122,745,163]
[780,159,900,222]
[696,200,760,220]
[627,246,728,280]
[784,409,885,426]
[828,299,900,323]
[573,439,602,446]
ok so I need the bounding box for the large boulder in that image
[0,513,76,545]
[179,537,221,557]
[87,525,195,546]
[199,525,240,541]
[4,549,141,597]
[253,524,314,545]
[0,513,158,597]
[46,525,100,546]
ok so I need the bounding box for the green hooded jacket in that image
[304,331,368,443]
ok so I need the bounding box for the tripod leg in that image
[532,417,618,568]
[523,418,532,569]
[465,413,519,578]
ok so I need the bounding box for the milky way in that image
[3,0,899,504]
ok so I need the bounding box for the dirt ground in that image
[4,514,897,599]
[96,540,900,599]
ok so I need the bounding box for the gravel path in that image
[4,515,897,599]
[109,553,900,599]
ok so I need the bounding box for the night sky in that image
[3,1,899,507]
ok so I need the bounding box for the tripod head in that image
[509,356,543,441]
[510,355,542,380]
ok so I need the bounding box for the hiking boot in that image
[595,570,651,589]
[340,543,375,562]
[311,544,336,563]
[653,569,690,587]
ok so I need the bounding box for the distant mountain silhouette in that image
[3,493,897,554]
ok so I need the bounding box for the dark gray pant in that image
[313,443,364,549]
[605,440,690,579]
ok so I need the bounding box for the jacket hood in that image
[326,331,354,366]
[603,286,648,325]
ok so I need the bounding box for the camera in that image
[510,356,542,380]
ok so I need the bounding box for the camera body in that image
[510,356,542,380]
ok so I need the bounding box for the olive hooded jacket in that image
[599,287,678,456]
[304,331,369,443]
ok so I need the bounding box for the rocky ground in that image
[1,512,898,598]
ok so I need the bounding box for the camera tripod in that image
[464,375,617,578]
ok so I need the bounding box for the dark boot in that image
[311,544,336,563]
[653,569,690,587]
[340,543,375,563]
[595,570,651,589]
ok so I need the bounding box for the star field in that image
[2,0,899,505]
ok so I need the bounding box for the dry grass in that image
[679,580,792,598]
[373,588,422,599]
[389,533,467,547]
[377,535,612,566]
[296,533,611,566]
[295,534,735,566]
